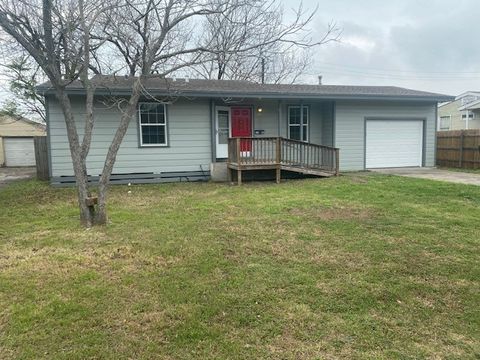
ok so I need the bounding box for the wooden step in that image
[280,165,335,177]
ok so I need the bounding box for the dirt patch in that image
[0,167,36,187]
[289,205,374,221]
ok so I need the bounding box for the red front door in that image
[231,107,252,152]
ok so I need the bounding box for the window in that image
[138,103,168,146]
[440,116,451,130]
[462,113,475,120]
[288,105,309,141]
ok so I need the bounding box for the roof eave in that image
[36,86,453,103]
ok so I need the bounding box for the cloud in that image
[294,0,480,94]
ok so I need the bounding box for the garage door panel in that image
[4,138,36,166]
[366,120,423,169]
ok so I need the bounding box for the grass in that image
[0,174,479,359]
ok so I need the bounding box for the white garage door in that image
[366,120,423,169]
[4,137,36,166]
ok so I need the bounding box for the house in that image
[438,91,480,131]
[0,115,46,167]
[37,76,452,185]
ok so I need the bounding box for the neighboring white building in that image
[0,115,46,167]
[438,92,480,131]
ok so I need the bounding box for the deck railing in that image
[227,137,339,176]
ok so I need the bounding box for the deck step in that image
[281,165,335,177]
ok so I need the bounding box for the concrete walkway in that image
[0,167,36,187]
[373,167,480,186]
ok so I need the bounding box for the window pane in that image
[139,103,165,124]
[142,125,166,145]
[140,113,149,124]
[302,107,308,125]
[218,129,228,144]
[289,107,301,125]
[302,125,308,141]
[218,111,229,129]
[289,125,301,140]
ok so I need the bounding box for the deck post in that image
[236,138,242,185]
[275,137,281,184]
[276,137,281,164]
[236,138,241,164]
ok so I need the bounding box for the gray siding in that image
[48,96,212,177]
[335,101,437,171]
[321,102,334,146]
[251,100,333,145]
[252,99,279,137]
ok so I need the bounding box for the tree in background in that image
[193,0,340,83]
[0,54,46,121]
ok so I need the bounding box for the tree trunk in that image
[94,78,144,225]
[55,89,95,227]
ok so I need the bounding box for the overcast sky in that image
[292,0,480,95]
[1,0,478,103]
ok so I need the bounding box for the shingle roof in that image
[37,75,454,102]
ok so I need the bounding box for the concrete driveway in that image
[0,167,36,187]
[373,167,480,186]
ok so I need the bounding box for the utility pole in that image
[261,58,265,84]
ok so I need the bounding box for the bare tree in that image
[0,0,111,226]
[192,0,340,84]
[0,0,334,227]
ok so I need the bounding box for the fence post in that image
[459,131,465,168]
[34,136,49,180]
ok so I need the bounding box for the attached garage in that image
[3,137,36,167]
[365,119,424,169]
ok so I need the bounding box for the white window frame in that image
[138,102,168,147]
[288,105,309,142]
[439,115,451,130]
[461,112,475,120]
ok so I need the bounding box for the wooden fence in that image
[436,130,480,169]
[34,136,49,180]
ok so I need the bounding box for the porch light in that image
[257,106,263,113]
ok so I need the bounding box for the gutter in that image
[36,86,454,103]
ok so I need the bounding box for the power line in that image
[306,66,480,81]
[313,60,480,75]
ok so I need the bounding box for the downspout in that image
[210,98,216,162]
[466,109,470,130]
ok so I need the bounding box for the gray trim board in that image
[51,170,210,187]
[332,101,337,148]
[45,96,53,179]
[210,98,216,162]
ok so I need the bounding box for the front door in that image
[231,107,252,152]
[216,107,230,158]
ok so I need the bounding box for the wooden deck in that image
[227,137,339,184]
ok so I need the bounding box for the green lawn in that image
[0,174,479,359]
